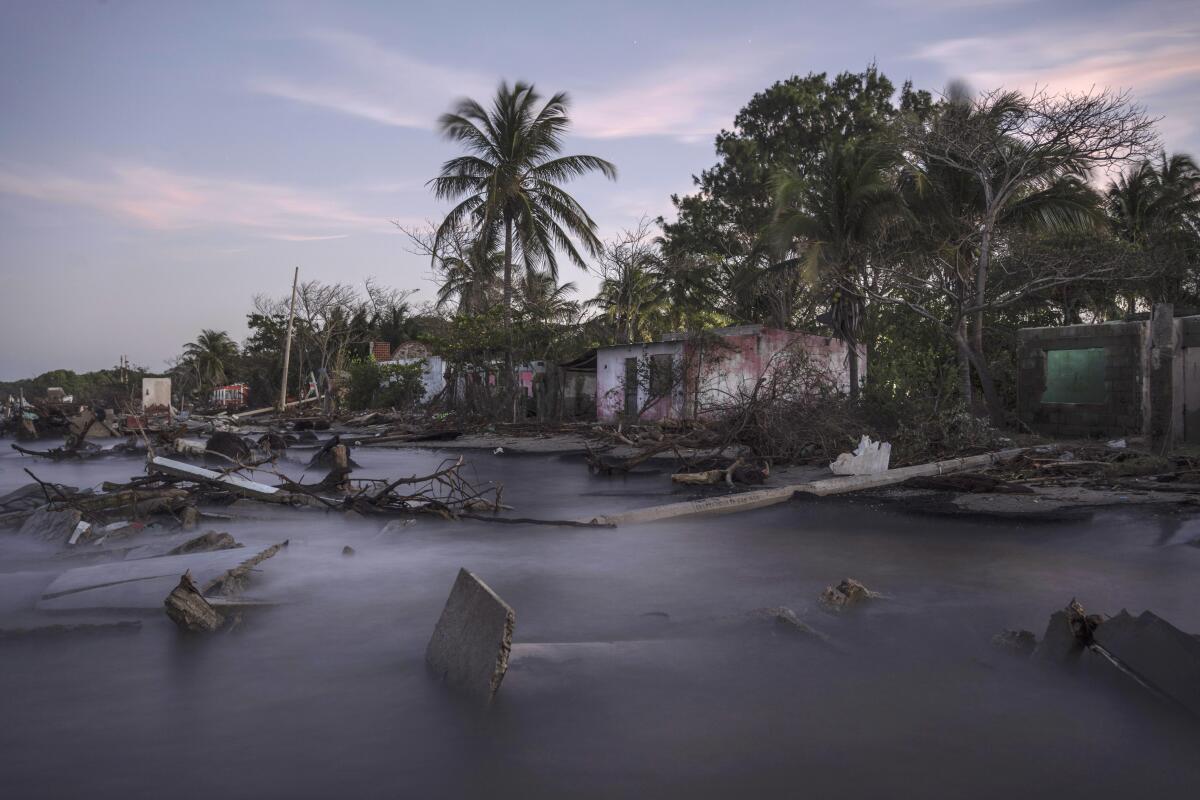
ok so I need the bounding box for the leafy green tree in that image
[661,66,929,328]
[431,81,617,320]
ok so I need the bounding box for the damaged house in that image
[595,324,862,423]
[1017,304,1200,447]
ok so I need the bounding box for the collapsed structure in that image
[1017,303,1200,448]
[594,325,861,423]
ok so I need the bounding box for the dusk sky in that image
[2,0,1198,379]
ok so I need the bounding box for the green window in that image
[1042,348,1107,404]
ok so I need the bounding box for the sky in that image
[1,0,1198,379]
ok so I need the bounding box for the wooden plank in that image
[148,456,281,501]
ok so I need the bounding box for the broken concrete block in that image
[992,629,1037,656]
[1033,599,1099,664]
[18,507,83,543]
[819,578,880,610]
[164,571,224,632]
[167,531,240,556]
[37,541,286,611]
[1093,610,1200,717]
[830,435,891,476]
[425,568,515,698]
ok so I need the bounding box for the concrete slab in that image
[425,568,515,698]
[35,543,285,611]
[1094,610,1200,717]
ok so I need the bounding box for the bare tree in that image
[901,85,1159,420]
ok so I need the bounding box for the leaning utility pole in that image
[277,266,300,411]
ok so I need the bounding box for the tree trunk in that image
[971,223,991,358]
[956,332,1004,425]
[502,213,514,324]
[502,212,518,422]
[848,347,860,399]
[956,318,973,407]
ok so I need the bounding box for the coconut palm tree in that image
[182,329,239,392]
[768,136,910,397]
[430,81,617,322]
[436,244,504,316]
[590,262,667,344]
[517,272,579,325]
[1108,151,1200,306]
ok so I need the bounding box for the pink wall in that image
[595,327,861,422]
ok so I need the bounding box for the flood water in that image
[2,442,1199,798]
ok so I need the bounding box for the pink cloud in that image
[917,25,1200,97]
[0,162,383,240]
[252,30,774,142]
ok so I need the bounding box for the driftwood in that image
[164,571,224,632]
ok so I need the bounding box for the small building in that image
[595,325,862,423]
[1017,304,1200,447]
[210,383,249,410]
[141,377,171,412]
[376,341,448,400]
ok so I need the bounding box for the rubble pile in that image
[1001,599,1200,719]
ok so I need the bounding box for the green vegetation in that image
[12,71,1198,428]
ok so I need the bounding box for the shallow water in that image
[2,442,1199,798]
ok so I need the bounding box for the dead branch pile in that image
[281,455,505,518]
[583,421,722,475]
[708,350,874,465]
[984,445,1193,487]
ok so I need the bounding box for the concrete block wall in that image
[1016,321,1147,437]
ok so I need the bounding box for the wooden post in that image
[278,267,299,412]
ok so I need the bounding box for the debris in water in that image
[342,545,355,556]
[167,530,241,555]
[425,568,515,699]
[992,629,1038,656]
[747,606,829,641]
[18,507,83,543]
[1092,609,1200,718]
[164,570,224,632]
[819,578,880,610]
[1033,598,1101,664]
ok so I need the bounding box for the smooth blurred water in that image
[2,441,1199,798]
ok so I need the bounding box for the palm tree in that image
[182,330,239,392]
[590,262,666,344]
[430,81,617,322]
[436,244,504,316]
[1108,151,1200,307]
[518,272,579,325]
[768,136,910,397]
